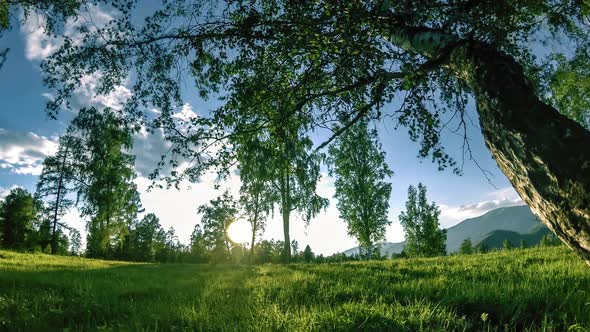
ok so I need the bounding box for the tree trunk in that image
[279,172,291,263]
[388,26,590,264]
[250,208,258,258]
[51,143,69,254]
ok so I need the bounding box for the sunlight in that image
[227,219,252,245]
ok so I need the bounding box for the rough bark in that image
[389,26,590,264]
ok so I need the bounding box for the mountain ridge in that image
[341,205,548,257]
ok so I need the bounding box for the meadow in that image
[0,246,589,331]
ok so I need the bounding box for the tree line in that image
[1,105,451,262]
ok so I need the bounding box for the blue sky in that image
[0,5,524,255]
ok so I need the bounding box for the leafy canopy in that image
[39,1,590,181]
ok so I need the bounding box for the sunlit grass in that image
[0,246,589,331]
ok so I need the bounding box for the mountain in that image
[340,205,549,257]
[341,241,405,257]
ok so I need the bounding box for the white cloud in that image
[0,129,58,175]
[73,73,132,111]
[21,4,113,61]
[21,5,129,112]
[21,14,61,61]
[0,185,21,199]
[172,103,199,122]
[438,186,524,228]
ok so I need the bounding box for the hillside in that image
[342,205,548,256]
[1,247,589,331]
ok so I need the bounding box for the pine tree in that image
[303,245,314,263]
[36,134,84,254]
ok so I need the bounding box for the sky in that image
[0,5,525,255]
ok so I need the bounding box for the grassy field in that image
[0,247,589,331]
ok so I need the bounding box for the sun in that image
[227,219,252,245]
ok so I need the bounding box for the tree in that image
[540,234,560,248]
[232,111,328,262]
[399,184,446,258]
[36,134,84,254]
[328,119,392,259]
[291,240,299,262]
[502,239,513,251]
[69,228,82,255]
[189,224,208,263]
[198,192,238,263]
[128,213,163,262]
[476,243,490,254]
[71,107,142,258]
[0,188,41,249]
[236,136,275,258]
[459,238,474,255]
[520,239,527,249]
[303,245,314,263]
[40,1,590,263]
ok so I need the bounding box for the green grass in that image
[1,247,589,331]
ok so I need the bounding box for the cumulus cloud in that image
[21,4,113,61]
[133,127,174,178]
[22,5,130,111]
[0,185,21,199]
[0,129,58,175]
[72,73,132,111]
[439,186,524,228]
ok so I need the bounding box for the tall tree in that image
[229,105,328,262]
[328,120,393,259]
[236,136,275,258]
[197,192,238,263]
[69,228,82,255]
[71,107,142,258]
[40,1,590,263]
[399,184,446,258]
[36,134,84,254]
[0,188,41,249]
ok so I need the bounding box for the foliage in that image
[69,228,81,255]
[502,239,513,251]
[232,110,328,262]
[399,184,447,258]
[70,107,142,258]
[540,234,561,247]
[542,50,590,129]
[476,243,490,254]
[1,246,589,330]
[36,134,84,254]
[0,188,41,249]
[0,0,83,70]
[459,238,474,255]
[303,245,314,263]
[236,132,276,256]
[197,192,239,263]
[328,119,392,259]
[38,0,590,170]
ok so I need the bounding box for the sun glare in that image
[227,219,252,245]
